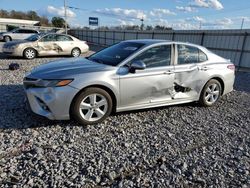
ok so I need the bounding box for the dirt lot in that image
[0,43,249,187]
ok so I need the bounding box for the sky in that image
[1,0,250,30]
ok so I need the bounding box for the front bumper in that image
[2,47,21,56]
[24,85,79,120]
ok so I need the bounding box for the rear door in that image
[119,44,175,108]
[15,29,31,40]
[25,29,38,39]
[10,29,25,40]
[55,35,74,55]
[173,44,209,100]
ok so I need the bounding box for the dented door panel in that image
[173,63,209,100]
[55,41,73,55]
[37,42,60,56]
[119,66,175,108]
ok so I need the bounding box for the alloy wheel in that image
[72,48,80,57]
[79,93,108,122]
[205,83,220,104]
[25,49,35,59]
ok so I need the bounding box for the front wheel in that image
[23,48,36,59]
[71,88,113,125]
[199,79,222,107]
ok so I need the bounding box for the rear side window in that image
[199,50,208,62]
[56,35,73,41]
[177,45,207,64]
[17,29,26,33]
[27,30,38,33]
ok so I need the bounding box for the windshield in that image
[25,34,40,41]
[88,42,145,66]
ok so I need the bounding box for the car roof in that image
[123,39,208,51]
[123,39,170,45]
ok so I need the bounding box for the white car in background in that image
[0,28,39,42]
[2,33,89,59]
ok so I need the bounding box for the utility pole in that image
[64,0,67,34]
[240,18,245,30]
[140,17,144,31]
[199,21,202,30]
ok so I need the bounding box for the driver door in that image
[119,44,175,108]
[37,34,60,56]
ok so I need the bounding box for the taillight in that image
[227,64,235,70]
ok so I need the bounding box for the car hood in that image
[28,57,115,79]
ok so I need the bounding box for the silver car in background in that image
[3,33,89,59]
[0,28,39,42]
[23,40,235,125]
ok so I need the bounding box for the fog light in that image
[36,97,50,112]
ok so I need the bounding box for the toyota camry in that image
[23,40,235,125]
[3,33,89,59]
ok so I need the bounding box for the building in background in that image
[0,18,39,32]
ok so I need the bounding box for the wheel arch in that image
[209,77,225,95]
[200,76,225,97]
[4,35,12,41]
[70,84,118,117]
[71,47,81,53]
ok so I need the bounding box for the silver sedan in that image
[23,40,235,125]
[3,33,89,59]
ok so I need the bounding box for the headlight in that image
[11,44,20,49]
[37,79,74,87]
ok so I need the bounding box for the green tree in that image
[27,11,39,20]
[146,25,153,30]
[51,17,66,28]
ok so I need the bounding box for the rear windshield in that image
[88,42,145,66]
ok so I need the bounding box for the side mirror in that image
[130,60,146,73]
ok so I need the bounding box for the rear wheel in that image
[23,48,36,59]
[199,79,222,107]
[71,48,81,57]
[71,87,113,125]
[4,36,11,42]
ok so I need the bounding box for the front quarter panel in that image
[69,69,120,105]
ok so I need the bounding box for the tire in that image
[71,87,113,125]
[4,36,11,42]
[71,48,81,57]
[23,48,36,59]
[199,79,222,107]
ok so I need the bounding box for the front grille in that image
[3,51,13,54]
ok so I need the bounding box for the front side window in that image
[40,34,57,42]
[88,42,145,66]
[177,44,208,64]
[132,45,172,68]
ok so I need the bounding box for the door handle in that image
[164,70,174,75]
[199,66,209,71]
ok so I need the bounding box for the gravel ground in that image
[0,44,250,187]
